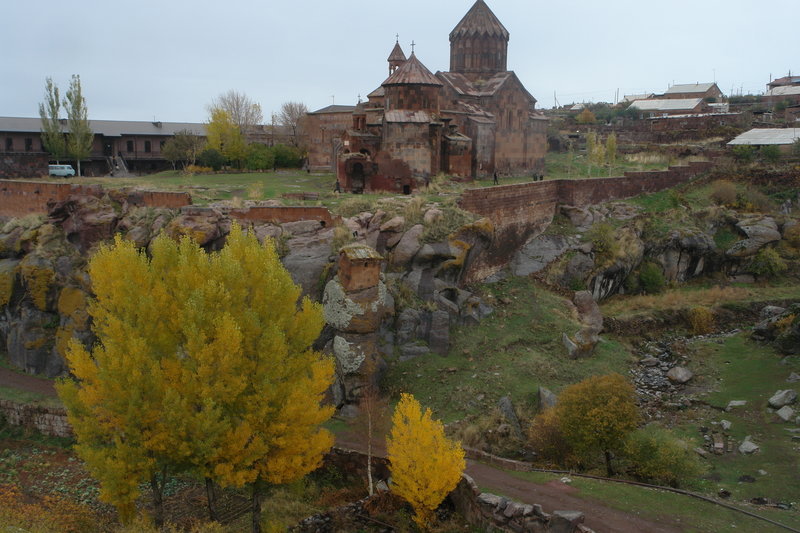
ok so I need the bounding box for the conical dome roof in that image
[388,41,407,62]
[383,53,443,86]
[450,0,509,40]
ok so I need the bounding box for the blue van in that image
[48,165,76,177]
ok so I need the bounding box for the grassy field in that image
[384,277,635,423]
[601,283,800,320]
[490,470,800,532]
[666,333,800,508]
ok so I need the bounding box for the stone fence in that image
[458,161,713,282]
[0,399,72,438]
[0,179,338,227]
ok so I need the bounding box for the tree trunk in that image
[251,480,263,533]
[367,410,374,496]
[205,477,219,522]
[76,160,81,177]
[150,468,167,528]
[604,450,615,477]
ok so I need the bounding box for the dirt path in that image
[0,366,58,397]
[335,431,681,533]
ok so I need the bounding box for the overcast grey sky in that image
[1,0,797,123]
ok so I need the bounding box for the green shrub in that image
[731,145,755,163]
[741,189,774,212]
[760,145,782,164]
[246,143,275,171]
[272,144,304,168]
[197,148,225,171]
[586,222,619,264]
[638,262,665,294]
[623,427,705,487]
[710,180,737,206]
[749,247,787,278]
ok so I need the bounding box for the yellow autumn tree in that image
[386,393,465,530]
[57,225,334,532]
[205,108,247,167]
[556,373,639,476]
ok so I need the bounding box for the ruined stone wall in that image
[0,153,49,179]
[0,400,72,438]
[0,180,191,218]
[0,181,339,227]
[229,206,336,227]
[458,162,713,282]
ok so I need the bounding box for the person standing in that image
[493,171,499,185]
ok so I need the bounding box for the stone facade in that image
[307,0,547,190]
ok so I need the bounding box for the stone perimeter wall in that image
[0,180,190,218]
[0,399,72,438]
[458,161,714,282]
[0,180,337,227]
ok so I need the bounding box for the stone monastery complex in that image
[306,0,547,193]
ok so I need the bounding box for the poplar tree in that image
[57,226,334,531]
[38,77,66,163]
[387,393,465,530]
[205,108,247,168]
[64,75,93,176]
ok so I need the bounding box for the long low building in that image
[0,117,205,178]
[728,128,800,153]
[629,98,708,117]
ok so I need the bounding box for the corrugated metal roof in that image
[629,98,703,111]
[622,93,654,103]
[0,116,204,137]
[383,53,442,86]
[728,128,800,146]
[450,0,509,41]
[766,86,800,97]
[664,83,718,95]
[384,110,432,123]
[309,105,357,115]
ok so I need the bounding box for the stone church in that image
[305,0,547,193]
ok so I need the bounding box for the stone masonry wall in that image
[0,180,339,228]
[0,399,72,438]
[458,161,713,282]
[0,180,192,218]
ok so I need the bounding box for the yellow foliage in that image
[387,393,465,530]
[0,268,14,308]
[57,286,89,329]
[56,225,334,523]
[0,484,97,533]
[19,261,54,311]
[528,408,579,469]
[687,306,714,335]
[556,374,639,473]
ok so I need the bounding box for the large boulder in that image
[48,195,119,252]
[768,389,797,409]
[282,227,334,297]
[510,234,571,277]
[726,217,781,258]
[656,230,715,282]
[391,224,424,266]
